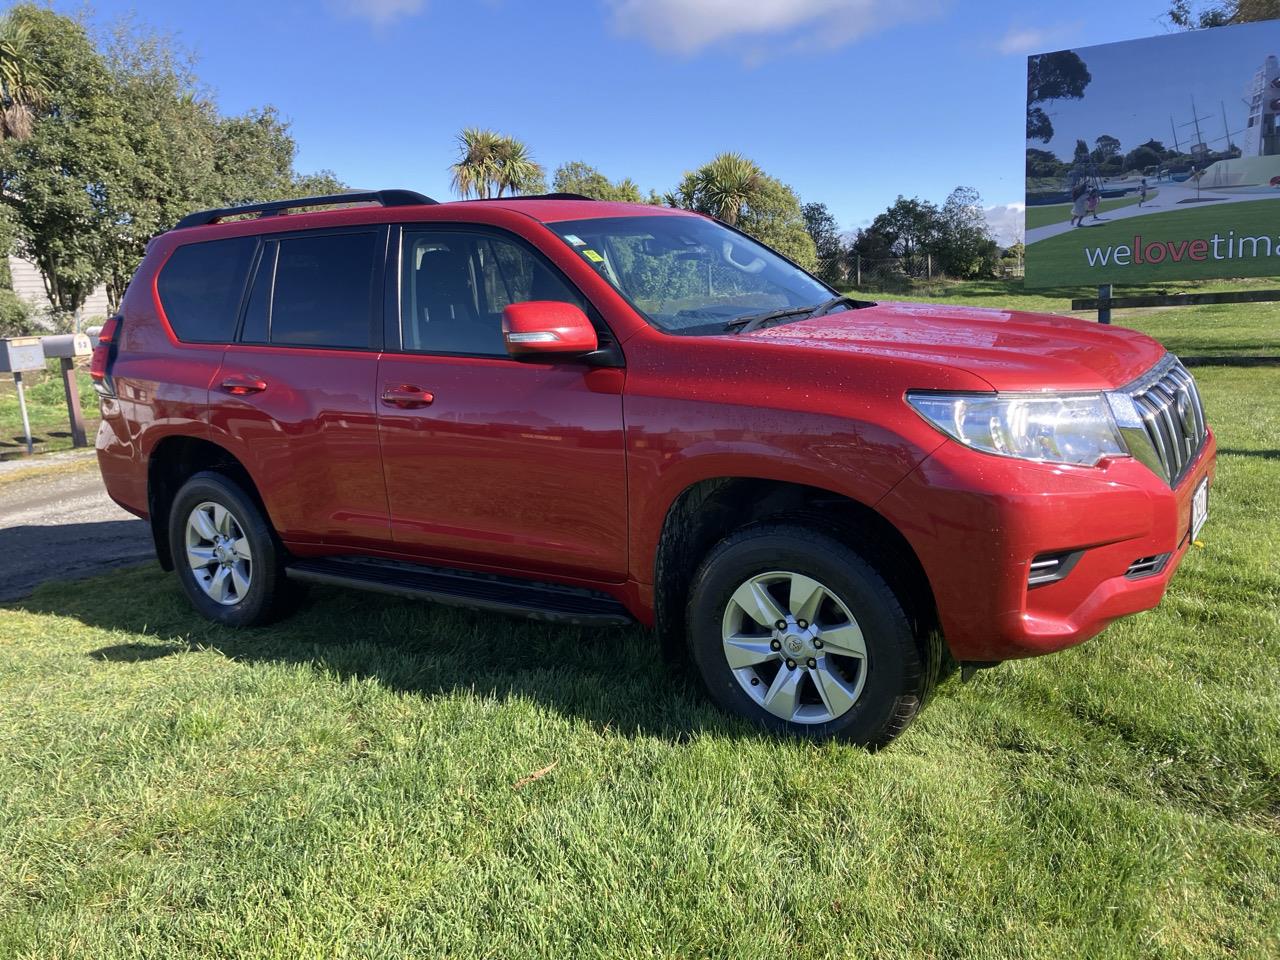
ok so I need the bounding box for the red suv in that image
[94,189,1215,746]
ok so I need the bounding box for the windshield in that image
[547,215,833,334]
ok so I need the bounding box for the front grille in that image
[1122,357,1207,486]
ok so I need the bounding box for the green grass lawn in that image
[1027,198,1280,286]
[1025,190,1157,230]
[0,360,99,458]
[2,282,1278,958]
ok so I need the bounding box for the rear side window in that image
[156,237,256,343]
[242,231,380,349]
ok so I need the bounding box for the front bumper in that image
[877,429,1217,662]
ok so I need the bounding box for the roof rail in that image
[463,192,596,202]
[172,189,437,230]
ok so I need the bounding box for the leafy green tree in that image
[289,169,348,197]
[1092,135,1121,163]
[852,189,996,280]
[935,187,999,279]
[0,6,334,320]
[0,5,124,325]
[0,205,13,288]
[1026,51,1091,143]
[1025,147,1067,179]
[209,106,295,205]
[0,9,49,140]
[668,153,816,269]
[1072,139,1090,165]
[552,161,642,201]
[1124,144,1161,173]
[0,285,29,335]
[1168,0,1279,26]
[99,26,218,308]
[450,128,545,198]
[99,26,306,308]
[801,201,843,284]
[860,196,938,267]
[276,170,353,218]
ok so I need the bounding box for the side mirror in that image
[502,301,598,358]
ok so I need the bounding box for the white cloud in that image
[983,203,1025,248]
[607,0,944,56]
[997,22,1080,56]
[333,0,426,26]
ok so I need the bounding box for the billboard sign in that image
[1025,20,1280,287]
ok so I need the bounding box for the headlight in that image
[906,391,1128,466]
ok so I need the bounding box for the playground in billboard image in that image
[1026,20,1280,286]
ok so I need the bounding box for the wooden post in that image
[1097,283,1112,325]
[60,357,88,448]
[13,371,33,455]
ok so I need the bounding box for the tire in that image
[168,470,299,627]
[686,522,938,748]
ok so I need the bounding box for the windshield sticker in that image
[581,249,605,263]
[563,234,586,246]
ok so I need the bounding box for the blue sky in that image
[57,0,1182,243]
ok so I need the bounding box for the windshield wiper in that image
[724,296,875,334]
[809,295,874,317]
[723,305,820,335]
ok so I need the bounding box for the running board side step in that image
[285,556,634,627]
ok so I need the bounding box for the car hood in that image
[749,301,1166,392]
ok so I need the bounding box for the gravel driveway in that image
[0,452,153,601]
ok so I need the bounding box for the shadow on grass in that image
[13,559,750,743]
[1180,355,1280,367]
[1218,448,1280,461]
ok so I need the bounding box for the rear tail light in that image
[90,315,121,397]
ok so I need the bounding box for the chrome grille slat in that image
[1122,356,1207,487]
[1151,384,1185,474]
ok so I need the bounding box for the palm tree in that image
[0,12,49,141]
[692,152,764,226]
[450,127,502,199]
[450,128,545,198]
[491,136,544,197]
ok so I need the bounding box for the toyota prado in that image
[93,189,1214,747]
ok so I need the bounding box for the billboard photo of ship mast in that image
[1025,19,1280,287]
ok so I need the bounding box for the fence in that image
[820,253,1024,292]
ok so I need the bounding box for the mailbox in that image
[0,336,46,373]
[41,333,92,359]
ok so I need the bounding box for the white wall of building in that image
[7,254,111,325]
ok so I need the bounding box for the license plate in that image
[1191,478,1209,541]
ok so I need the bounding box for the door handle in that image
[220,375,268,396]
[381,385,435,409]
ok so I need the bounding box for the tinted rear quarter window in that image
[156,237,256,343]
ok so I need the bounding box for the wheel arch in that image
[146,436,268,571]
[652,477,940,663]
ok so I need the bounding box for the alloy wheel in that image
[185,501,253,606]
[721,570,868,724]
